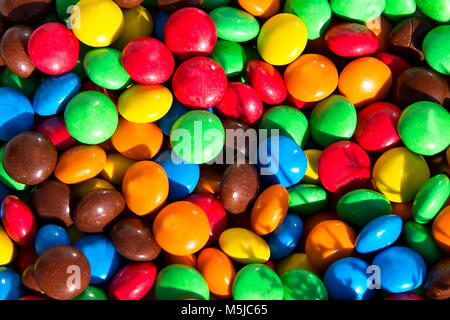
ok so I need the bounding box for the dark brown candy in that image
[73,189,125,233]
[3,132,57,185]
[393,67,448,108]
[113,0,144,8]
[424,258,450,300]
[22,265,43,294]
[110,216,161,261]
[0,18,5,67]
[222,118,251,160]
[30,180,74,227]
[389,17,434,63]
[156,0,203,12]
[0,0,52,24]
[33,245,90,300]
[220,163,259,214]
[0,25,35,78]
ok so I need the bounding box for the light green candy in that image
[383,0,416,21]
[423,26,450,75]
[287,184,329,216]
[210,6,260,42]
[331,0,386,22]
[233,264,284,300]
[416,0,450,23]
[209,40,246,78]
[281,269,328,300]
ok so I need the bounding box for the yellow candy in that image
[72,178,116,198]
[101,153,136,185]
[302,149,321,184]
[276,253,319,276]
[218,228,270,264]
[113,6,153,50]
[118,84,173,123]
[0,226,15,266]
[257,13,308,66]
[71,0,124,47]
[373,147,430,203]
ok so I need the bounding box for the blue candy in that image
[356,215,403,254]
[372,246,427,293]
[158,98,191,136]
[154,149,200,201]
[256,135,307,188]
[154,10,170,41]
[266,214,303,261]
[33,72,81,116]
[34,224,71,255]
[324,257,376,300]
[75,235,122,285]
[0,87,34,141]
[0,267,24,300]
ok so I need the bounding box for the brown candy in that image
[33,245,90,300]
[0,25,35,78]
[110,216,161,261]
[220,163,259,214]
[393,67,448,108]
[73,189,126,233]
[156,0,203,12]
[30,180,74,227]
[22,265,43,294]
[0,0,51,24]
[222,119,251,160]
[113,0,144,8]
[3,132,57,185]
[0,19,5,67]
[424,258,450,300]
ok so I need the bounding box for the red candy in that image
[172,56,227,109]
[374,52,410,77]
[1,195,36,246]
[325,22,378,58]
[384,293,425,300]
[318,141,371,194]
[36,115,77,151]
[354,102,401,152]
[215,82,263,125]
[245,60,287,105]
[109,262,157,300]
[27,22,79,75]
[163,7,216,60]
[122,37,175,85]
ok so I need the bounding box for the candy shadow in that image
[156,285,208,300]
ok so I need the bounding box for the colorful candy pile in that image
[0,0,449,301]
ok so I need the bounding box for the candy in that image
[0,88,34,141]
[154,10,170,41]
[36,115,77,151]
[266,214,303,261]
[233,264,283,300]
[301,150,321,184]
[383,0,416,22]
[14,246,37,275]
[209,40,246,78]
[109,262,156,300]
[416,0,450,23]
[0,226,15,266]
[356,215,402,253]
[424,259,450,300]
[157,0,203,12]
[72,286,108,300]
[0,25,35,78]
[276,252,318,276]
[433,206,450,254]
[0,68,40,99]
[422,26,450,76]
[330,0,385,23]
[403,221,443,265]
[114,0,145,8]
[287,184,329,216]
[22,265,41,293]
[1,195,36,247]
[219,228,270,264]
[238,0,279,18]
[72,178,115,198]
[164,253,197,268]
[34,224,71,255]
[0,267,24,300]
[113,6,153,50]
[325,23,378,57]
[375,52,410,77]
[0,146,26,191]
[246,60,287,104]
[101,153,136,185]
[0,0,51,24]
[209,6,260,42]
[281,268,327,300]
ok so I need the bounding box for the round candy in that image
[158,99,191,136]
[209,6,259,42]
[2,195,36,247]
[324,257,375,300]
[0,145,26,191]
[0,25,35,78]
[163,7,216,60]
[257,13,308,66]
[114,0,144,8]
[33,72,81,116]
[237,0,279,18]
[113,5,153,50]
[0,226,15,266]
[122,37,174,85]
[72,178,115,198]
[287,184,329,216]
[0,88,34,141]
[28,23,79,75]
[72,286,108,300]
[398,101,450,156]
[109,262,156,300]
[34,224,71,255]
[153,201,210,256]
[426,26,450,72]
[154,264,209,300]
[281,268,327,300]
[403,221,443,265]
[325,22,378,57]
[285,54,338,103]
[101,153,136,185]
[36,115,77,151]
[122,161,168,215]
[209,40,246,78]
[356,215,402,253]
[233,264,283,300]
[424,258,450,300]
[172,57,227,109]
[330,0,385,22]
[266,214,303,261]
[375,52,410,77]
[0,267,24,300]
[383,0,416,21]
[246,59,287,104]
[163,253,197,268]
[416,0,450,23]
[0,0,51,24]
[310,95,356,147]
[276,252,318,276]
[433,206,450,254]
[373,246,427,293]
[0,68,40,99]
[219,228,270,264]
[71,0,124,47]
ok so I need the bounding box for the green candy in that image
[142,0,158,7]
[330,0,386,22]
[84,48,130,90]
[55,0,79,22]
[310,95,357,147]
[201,0,231,11]
[71,286,108,300]
[403,221,443,265]
[281,269,328,300]
[64,91,118,145]
[209,40,246,78]
[170,110,225,164]
[210,7,260,42]
[258,106,309,148]
[398,101,450,156]
[244,46,261,63]
[412,174,450,224]
[383,0,416,21]
[337,189,392,228]
[232,264,284,300]
[284,0,332,40]
[416,0,450,23]
[154,264,209,300]
[0,68,41,99]
[287,184,329,216]
[423,26,450,75]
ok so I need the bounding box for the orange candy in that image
[237,0,280,18]
[153,201,210,256]
[338,57,392,107]
[110,118,163,160]
[197,248,236,299]
[163,253,197,268]
[300,211,339,251]
[432,206,450,254]
[72,178,116,198]
[284,54,338,103]
[194,169,222,195]
[364,15,393,53]
[250,184,289,235]
[54,145,106,184]
[122,161,169,215]
[305,219,356,271]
